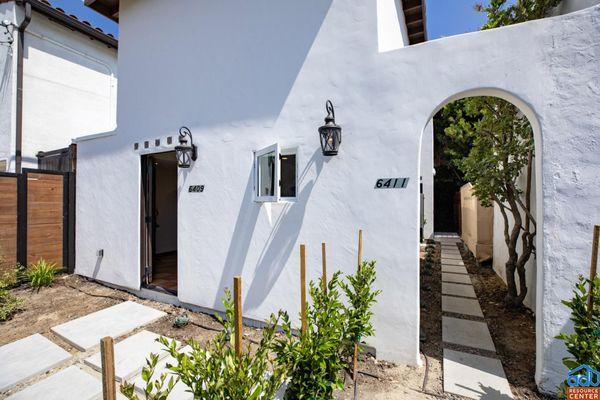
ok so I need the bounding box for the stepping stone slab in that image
[442,282,476,298]
[0,333,71,392]
[442,255,463,261]
[131,346,194,400]
[442,296,484,317]
[52,301,166,350]
[443,349,513,399]
[442,265,468,274]
[443,316,496,352]
[442,273,472,284]
[6,366,101,400]
[442,259,465,266]
[85,330,176,381]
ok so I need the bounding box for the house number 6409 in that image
[189,185,205,193]
[374,178,409,189]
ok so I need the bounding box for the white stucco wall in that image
[493,162,538,312]
[420,120,434,239]
[20,11,117,169]
[552,0,600,15]
[76,1,600,393]
[0,3,117,171]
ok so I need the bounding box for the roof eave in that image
[30,0,117,48]
[402,0,427,45]
[84,0,119,23]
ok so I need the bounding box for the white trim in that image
[72,130,116,143]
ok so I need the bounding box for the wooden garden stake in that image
[353,230,363,399]
[357,229,363,270]
[234,276,243,357]
[322,242,327,293]
[100,336,116,400]
[300,244,307,335]
[588,225,600,318]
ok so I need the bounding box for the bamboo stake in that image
[300,244,307,335]
[322,242,327,293]
[588,225,600,318]
[101,337,116,400]
[234,276,243,357]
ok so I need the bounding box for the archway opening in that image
[418,90,543,398]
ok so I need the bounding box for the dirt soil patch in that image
[1,274,438,399]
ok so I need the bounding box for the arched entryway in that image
[418,88,544,397]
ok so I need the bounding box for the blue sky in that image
[50,0,493,41]
[426,0,489,40]
[48,0,119,37]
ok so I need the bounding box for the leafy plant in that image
[159,288,291,399]
[557,276,600,370]
[0,280,24,321]
[445,97,535,307]
[476,0,563,29]
[15,264,28,285]
[341,261,381,356]
[121,353,176,400]
[28,259,57,288]
[275,272,347,400]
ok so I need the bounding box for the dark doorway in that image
[141,151,178,294]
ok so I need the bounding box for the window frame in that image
[254,143,280,202]
[279,147,298,201]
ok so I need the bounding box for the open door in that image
[141,152,178,294]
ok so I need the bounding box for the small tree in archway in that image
[445,97,535,307]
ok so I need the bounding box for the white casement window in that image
[254,144,297,202]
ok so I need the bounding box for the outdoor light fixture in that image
[175,126,197,168]
[318,100,342,156]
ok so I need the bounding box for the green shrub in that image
[28,259,57,288]
[121,353,176,400]
[275,272,347,400]
[0,281,24,321]
[341,261,381,357]
[557,276,600,371]
[138,288,291,400]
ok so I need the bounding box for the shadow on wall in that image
[117,0,334,133]
[215,149,328,310]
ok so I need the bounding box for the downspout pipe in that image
[15,0,31,173]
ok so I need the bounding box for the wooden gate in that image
[0,169,75,275]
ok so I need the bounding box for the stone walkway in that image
[0,301,192,400]
[437,235,514,399]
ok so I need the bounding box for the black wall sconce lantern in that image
[318,100,342,156]
[175,126,197,168]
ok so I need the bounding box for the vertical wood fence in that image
[0,169,75,274]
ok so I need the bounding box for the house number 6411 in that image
[374,178,409,189]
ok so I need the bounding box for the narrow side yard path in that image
[438,235,514,400]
